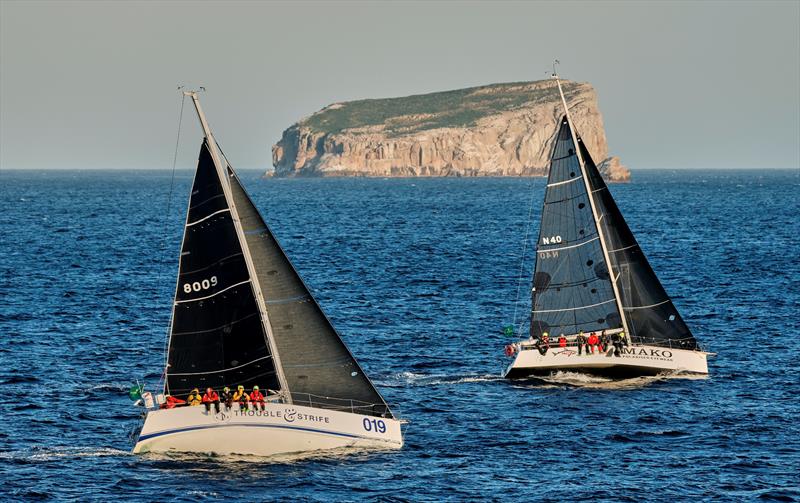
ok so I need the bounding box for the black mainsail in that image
[529,76,697,350]
[165,93,392,417]
[166,140,281,396]
[530,118,622,339]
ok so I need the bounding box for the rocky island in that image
[270,79,630,181]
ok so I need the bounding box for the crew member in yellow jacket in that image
[186,388,202,406]
[233,385,250,411]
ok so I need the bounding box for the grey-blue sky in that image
[1,0,798,170]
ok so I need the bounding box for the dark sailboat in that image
[134,91,403,457]
[503,71,709,378]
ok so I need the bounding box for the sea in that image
[1,169,798,502]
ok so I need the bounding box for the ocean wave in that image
[0,446,131,462]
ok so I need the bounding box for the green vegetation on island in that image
[303,80,580,136]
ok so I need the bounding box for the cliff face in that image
[271,79,630,181]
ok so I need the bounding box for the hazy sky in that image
[1,0,798,170]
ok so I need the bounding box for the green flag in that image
[503,325,515,337]
[128,384,143,401]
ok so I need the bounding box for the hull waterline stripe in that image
[186,208,231,227]
[537,236,599,253]
[547,176,584,188]
[533,298,616,313]
[174,280,251,304]
[137,422,392,443]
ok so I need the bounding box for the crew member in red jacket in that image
[160,394,186,409]
[558,334,567,348]
[250,386,265,411]
[587,332,600,354]
[202,387,220,414]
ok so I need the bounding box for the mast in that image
[551,73,632,345]
[184,91,292,397]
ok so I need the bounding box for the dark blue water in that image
[1,169,798,501]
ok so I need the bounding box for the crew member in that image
[202,387,220,414]
[558,334,567,348]
[160,394,186,409]
[576,331,586,356]
[250,386,265,412]
[233,385,249,411]
[220,386,233,411]
[614,331,628,356]
[587,332,599,354]
[599,330,609,353]
[187,388,202,406]
[613,332,625,356]
[537,332,550,355]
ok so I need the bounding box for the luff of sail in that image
[579,140,698,349]
[166,140,281,396]
[226,166,393,418]
[530,118,623,338]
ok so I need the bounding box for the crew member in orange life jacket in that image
[250,386,265,411]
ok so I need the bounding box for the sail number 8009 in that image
[183,276,218,294]
[363,418,387,433]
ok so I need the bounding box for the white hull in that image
[504,344,709,378]
[133,402,403,457]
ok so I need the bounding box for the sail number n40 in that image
[541,235,562,245]
[363,418,387,434]
[183,276,218,294]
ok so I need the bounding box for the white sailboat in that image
[133,91,403,456]
[503,71,711,378]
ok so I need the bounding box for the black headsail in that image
[225,163,392,417]
[579,140,697,349]
[530,117,623,338]
[165,140,281,396]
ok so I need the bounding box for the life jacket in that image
[233,390,249,401]
[163,395,185,409]
[558,337,567,347]
[202,391,219,402]
[250,390,265,402]
[187,393,202,406]
[588,334,598,345]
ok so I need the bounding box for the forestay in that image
[530,118,622,338]
[166,140,281,396]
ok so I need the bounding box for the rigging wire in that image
[511,175,540,336]
[156,91,187,392]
